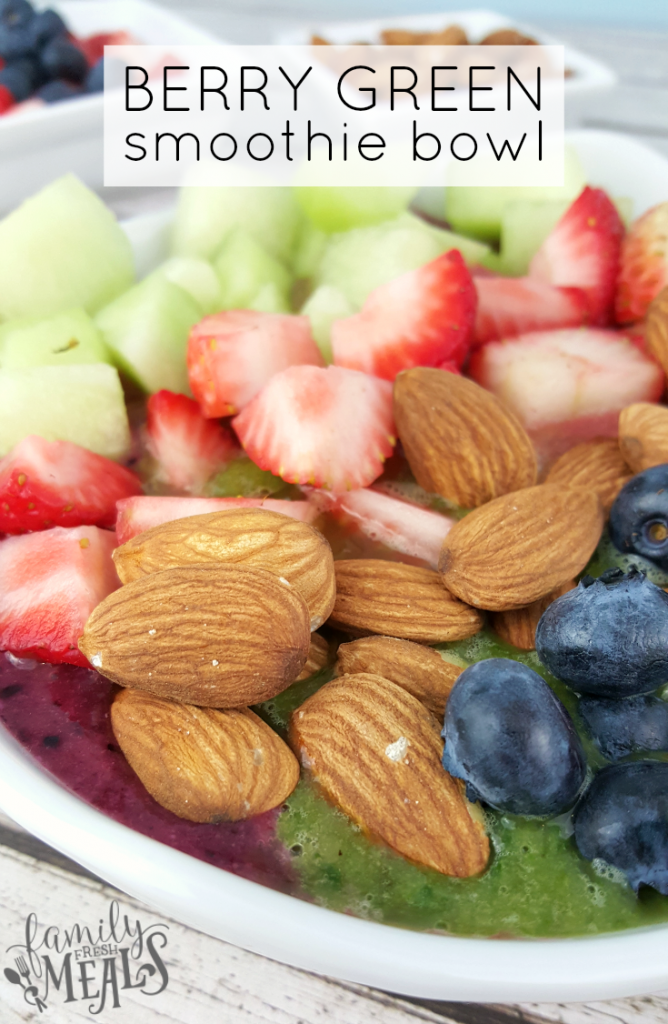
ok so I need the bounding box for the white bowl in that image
[2,129,668,1004]
[0,0,222,215]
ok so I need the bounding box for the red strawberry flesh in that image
[474,276,590,345]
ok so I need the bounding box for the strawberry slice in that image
[145,390,238,494]
[115,495,317,544]
[616,203,668,324]
[0,525,120,666]
[187,310,324,418]
[309,487,455,568]
[0,435,142,534]
[474,276,590,345]
[529,187,624,325]
[76,30,139,66]
[232,365,396,493]
[331,250,476,380]
[470,327,664,465]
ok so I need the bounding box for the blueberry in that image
[441,658,586,817]
[37,78,81,103]
[609,465,668,569]
[84,56,103,94]
[26,8,65,49]
[579,695,668,761]
[0,57,39,100]
[39,36,87,84]
[573,761,668,893]
[535,567,668,698]
[0,0,35,60]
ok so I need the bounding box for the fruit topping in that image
[608,465,668,569]
[0,524,119,666]
[442,658,586,816]
[616,203,668,324]
[579,695,668,762]
[544,437,632,514]
[474,276,589,345]
[573,761,668,894]
[232,364,396,493]
[619,402,668,475]
[0,434,141,533]
[536,567,668,697]
[646,284,668,378]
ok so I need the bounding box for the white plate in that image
[0,0,222,214]
[2,129,668,1004]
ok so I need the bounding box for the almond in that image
[439,484,604,611]
[619,402,668,474]
[79,563,311,707]
[393,368,537,508]
[329,559,482,642]
[646,285,668,377]
[296,632,330,681]
[490,580,576,650]
[336,635,463,716]
[544,438,631,513]
[113,507,335,630]
[289,673,489,877]
[111,690,299,822]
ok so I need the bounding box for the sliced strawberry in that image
[145,390,238,494]
[615,203,668,323]
[77,30,139,66]
[116,495,317,544]
[188,311,324,418]
[232,365,396,493]
[0,436,142,534]
[331,250,476,381]
[469,327,664,464]
[529,187,624,325]
[474,276,590,345]
[0,526,120,666]
[309,487,454,568]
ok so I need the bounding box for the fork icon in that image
[11,955,47,1013]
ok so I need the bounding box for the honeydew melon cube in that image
[96,277,200,395]
[295,185,417,233]
[493,200,571,277]
[0,364,130,459]
[291,219,328,280]
[0,175,134,321]
[301,285,354,363]
[170,185,303,264]
[0,308,112,370]
[249,282,291,315]
[214,228,292,311]
[148,257,222,315]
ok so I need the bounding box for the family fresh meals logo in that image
[3,899,169,1014]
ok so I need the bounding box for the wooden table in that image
[3,7,668,1022]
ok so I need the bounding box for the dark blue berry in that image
[37,78,81,103]
[0,57,38,100]
[84,56,103,94]
[27,8,65,51]
[39,36,87,84]
[535,567,668,698]
[579,695,668,761]
[573,761,668,893]
[609,465,668,569]
[0,0,34,60]
[441,658,586,817]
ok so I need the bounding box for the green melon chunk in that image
[96,277,200,395]
[295,185,417,234]
[0,308,112,370]
[614,196,633,228]
[0,175,134,321]
[493,199,571,277]
[148,257,222,315]
[248,282,291,314]
[0,364,130,459]
[214,228,292,311]
[170,185,303,264]
[445,147,586,244]
[291,219,328,280]
[301,285,354,363]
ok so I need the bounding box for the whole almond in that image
[439,484,604,611]
[113,507,335,630]
[646,285,668,377]
[111,690,299,822]
[79,563,311,707]
[290,673,489,877]
[296,632,330,681]
[619,402,668,474]
[393,368,537,507]
[337,635,464,716]
[490,579,576,651]
[329,559,482,642]
[544,439,631,513]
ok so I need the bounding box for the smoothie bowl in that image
[2,130,668,1001]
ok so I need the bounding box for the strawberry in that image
[331,250,476,380]
[115,495,317,544]
[470,327,664,465]
[76,30,138,66]
[615,203,668,323]
[0,525,120,667]
[0,435,142,534]
[187,310,324,418]
[474,276,590,345]
[0,84,15,115]
[529,187,624,325]
[232,365,396,493]
[145,390,238,494]
[309,487,455,568]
